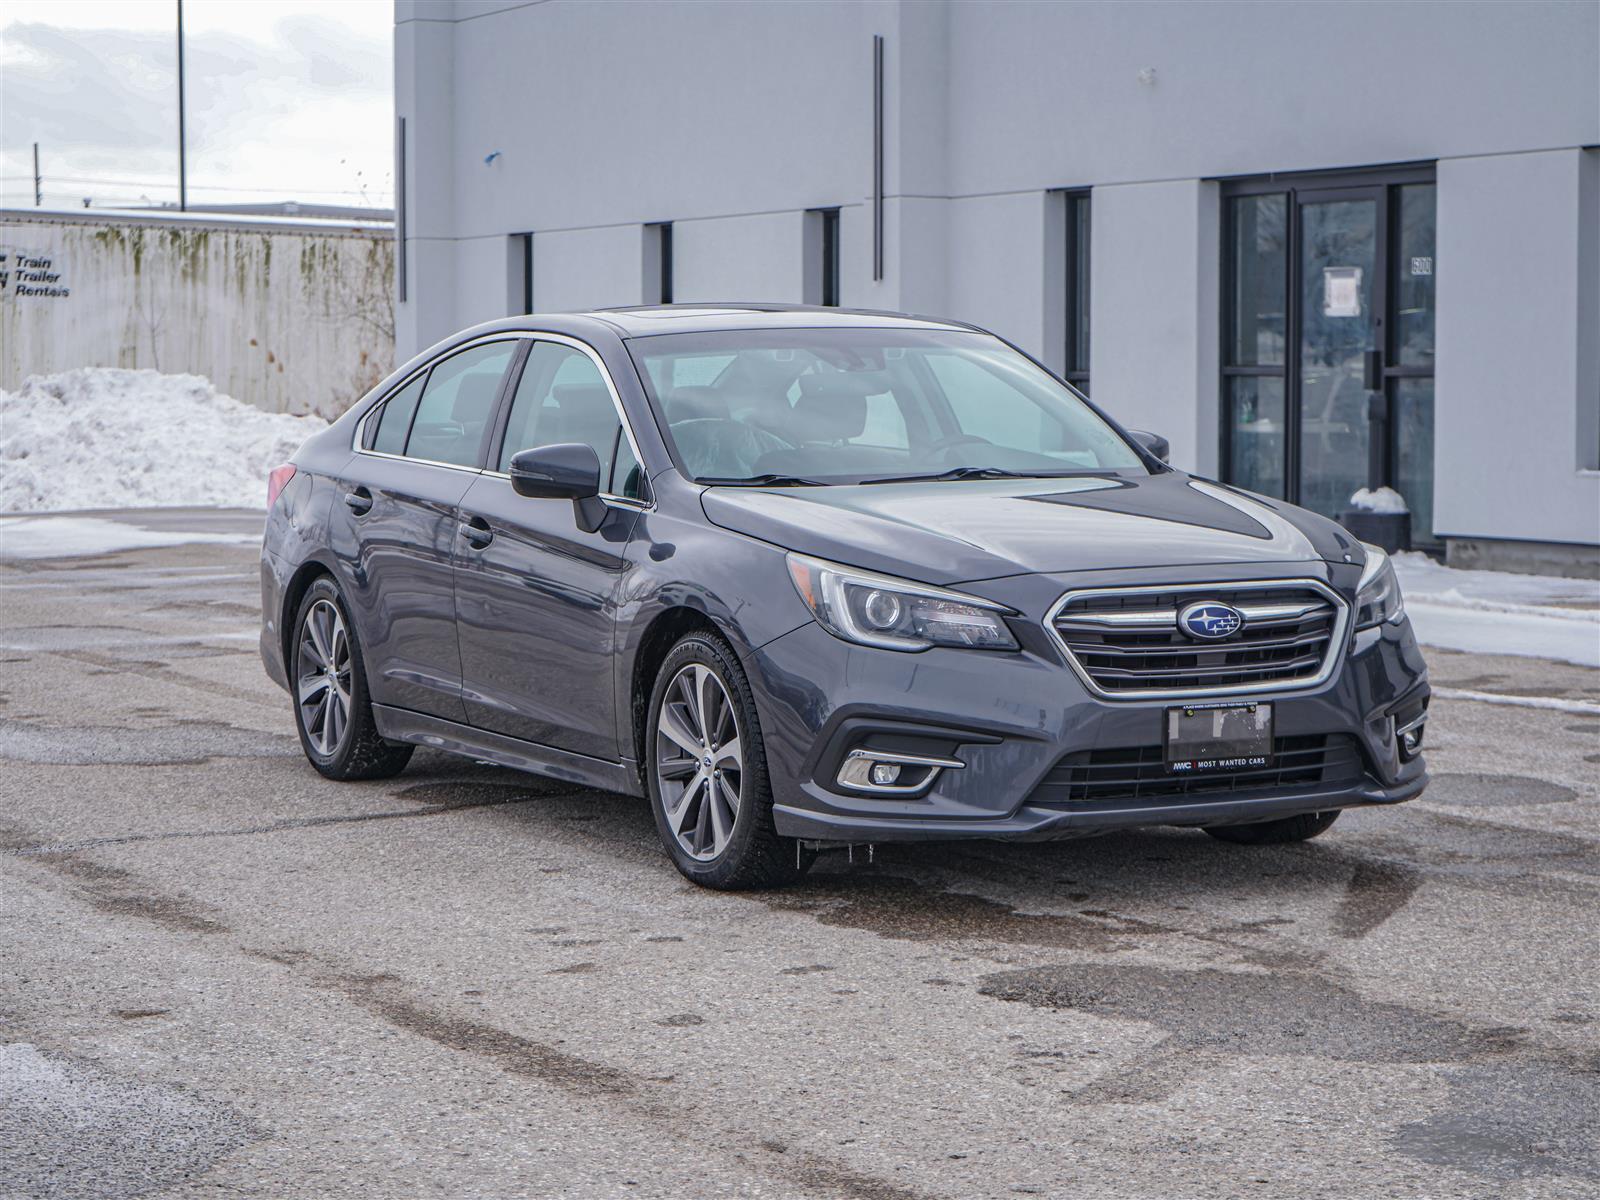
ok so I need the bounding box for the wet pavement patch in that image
[326,973,639,1097]
[240,947,311,966]
[1352,807,1600,879]
[756,873,1129,950]
[761,1148,936,1200]
[303,962,934,1200]
[1428,773,1578,807]
[978,963,1522,1072]
[31,854,230,935]
[1391,1063,1600,1184]
[0,1042,253,1200]
[0,718,294,766]
[389,777,572,809]
[1332,859,1422,938]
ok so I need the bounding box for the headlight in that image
[785,553,1018,652]
[1354,543,1406,629]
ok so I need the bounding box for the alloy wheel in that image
[297,597,353,757]
[654,663,743,861]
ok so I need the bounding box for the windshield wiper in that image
[860,466,1033,484]
[698,473,828,487]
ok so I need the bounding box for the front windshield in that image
[626,328,1146,484]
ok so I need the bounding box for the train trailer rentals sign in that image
[0,247,71,299]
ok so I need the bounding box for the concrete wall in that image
[394,0,1600,552]
[1,211,394,418]
[1435,149,1600,547]
[1090,180,1220,477]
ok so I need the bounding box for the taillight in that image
[267,464,297,509]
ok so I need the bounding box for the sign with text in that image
[0,246,71,299]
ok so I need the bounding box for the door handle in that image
[344,487,373,515]
[458,515,494,549]
[1362,348,1383,391]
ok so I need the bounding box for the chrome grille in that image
[1048,580,1348,700]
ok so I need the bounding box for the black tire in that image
[290,577,413,781]
[644,631,813,890]
[1204,809,1341,845]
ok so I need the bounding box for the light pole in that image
[177,0,187,211]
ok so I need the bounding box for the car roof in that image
[406,305,986,373]
[580,303,975,338]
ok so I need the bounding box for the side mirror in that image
[1128,430,1170,463]
[508,443,606,531]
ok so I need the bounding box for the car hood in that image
[700,471,1359,585]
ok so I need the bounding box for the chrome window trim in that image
[1044,577,1350,702]
[352,448,488,475]
[349,331,653,509]
[350,332,523,458]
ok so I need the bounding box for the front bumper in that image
[747,595,1430,844]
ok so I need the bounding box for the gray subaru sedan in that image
[260,305,1429,889]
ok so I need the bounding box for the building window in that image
[804,208,842,307]
[508,232,533,315]
[1222,191,1289,500]
[645,221,673,304]
[1063,192,1090,392]
[821,208,840,306]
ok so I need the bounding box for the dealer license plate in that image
[1165,702,1273,773]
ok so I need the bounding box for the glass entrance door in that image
[1297,189,1380,526]
[1222,169,1438,547]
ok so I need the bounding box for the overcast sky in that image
[1,0,392,211]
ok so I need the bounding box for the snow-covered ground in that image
[0,515,259,560]
[0,368,326,513]
[1392,552,1598,668]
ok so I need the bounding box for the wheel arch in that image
[279,556,341,674]
[627,605,729,786]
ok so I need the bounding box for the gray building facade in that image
[394,0,1600,570]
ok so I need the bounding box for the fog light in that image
[835,748,965,794]
[1395,712,1426,761]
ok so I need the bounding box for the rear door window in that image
[404,341,518,467]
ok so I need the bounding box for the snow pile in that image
[1348,486,1408,514]
[1392,552,1599,668]
[0,368,327,513]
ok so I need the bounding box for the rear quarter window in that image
[369,374,425,455]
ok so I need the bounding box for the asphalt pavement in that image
[1,509,1597,1199]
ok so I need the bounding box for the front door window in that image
[1222,170,1438,547]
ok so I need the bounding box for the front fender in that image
[612,477,816,764]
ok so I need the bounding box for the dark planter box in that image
[1339,509,1411,553]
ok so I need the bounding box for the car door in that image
[339,338,520,723]
[453,336,648,759]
